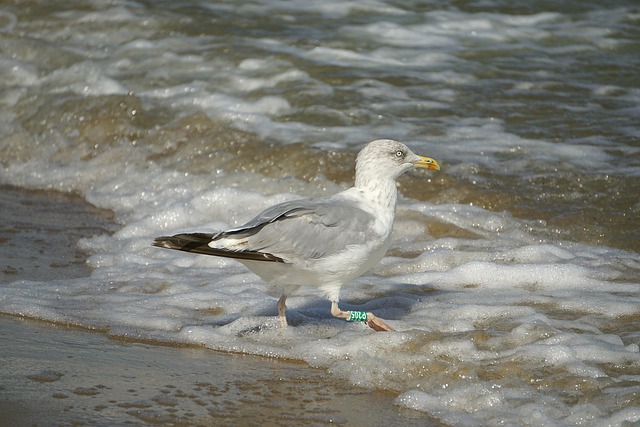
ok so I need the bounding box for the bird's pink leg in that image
[330,301,393,332]
[277,294,288,327]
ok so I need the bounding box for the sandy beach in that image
[0,315,437,426]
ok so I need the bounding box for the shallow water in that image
[0,185,115,281]
[1,1,639,425]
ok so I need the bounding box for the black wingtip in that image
[152,233,285,263]
[152,237,176,250]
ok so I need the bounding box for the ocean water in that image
[1,0,639,425]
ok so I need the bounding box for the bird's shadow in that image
[203,282,439,332]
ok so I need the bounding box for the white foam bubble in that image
[228,0,408,19]
[429,117,617,175]
[41,62,126,96]
[0,58,39,89]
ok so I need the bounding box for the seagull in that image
[153,139,440,331]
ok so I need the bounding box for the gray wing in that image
[213,197,378,261]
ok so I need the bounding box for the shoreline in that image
[0,314,436,426]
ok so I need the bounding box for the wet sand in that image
[0,186,438,426]
[0,316,437,426]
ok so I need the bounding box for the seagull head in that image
[355,139,440,186]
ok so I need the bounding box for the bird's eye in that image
[395,150,404,158]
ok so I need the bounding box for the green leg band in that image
[347,311,368,322]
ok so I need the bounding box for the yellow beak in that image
[414,155,440,171]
